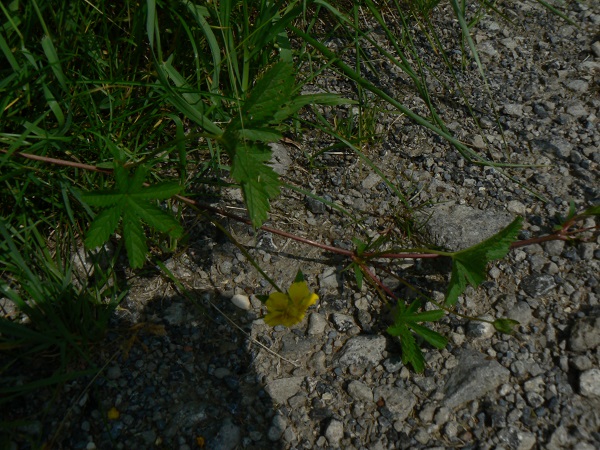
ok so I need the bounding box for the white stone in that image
[230,294,251,310]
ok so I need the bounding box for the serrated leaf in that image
[81,190,123,207]
[243,61,294,125]
[407,322,448,349]
[231,143,281,228]
[129,181,183,201]
[401,309,445,323]
[127,200,183,237]
[236,128,282,142]
[84,206,121,248]
[122,211,147,269]
[446,217,523,305]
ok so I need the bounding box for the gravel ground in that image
[2,1,600,449]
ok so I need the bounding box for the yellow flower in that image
[264,280,318,327]
[107,407,120,420]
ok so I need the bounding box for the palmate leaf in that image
[82,165,183,269]
[445,217,523,305]
[386,300,448,373]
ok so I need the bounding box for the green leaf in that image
[353,264,363,291]
[388,322,424,373]
[230,143,281,228]
[386,300,447,373]
[122,210,147,269]
[446,217,523,305]
[242,61,295,125]
[236,128,282,142]
[294,270,305,283]
[127,200,183,237]
[493,318,520,334]
[84,206,121,248]
[82,165,183,268]
[583,205,600,216]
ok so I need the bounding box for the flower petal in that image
[299,292,319,310]
[265,292,289,310]
[288,281,311,303]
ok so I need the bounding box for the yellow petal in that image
[299,292,319,310]
[288,281,311,303]
[265,292,289,310]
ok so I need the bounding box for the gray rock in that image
[212,419,241,450]
[443,349,510,409]
[307,312,327,335]
[265,377,304,404]
[335,335,386,367]
[373,385,417,420]
[503,103,524,117]
[269,142,292,175]
[306,196,326,214]
[579,369,600,398]
[347,380,373,402]
[520,273,556,297]
[579,243,595,260]
[565,79,589,92]
[506,301,533,326]
[267,414,287,441]
[533,139,572,159]
[466,319,495,339]
[507,200,527,215]
[319,267,340,289]
[361,173,381,190]
[423,204,513,251]
[164,302,187,325]
[592,41,600,58]
[106,365,121,380]
[331,313,356,332]
[569,317,600,351]
[324,419,344,446]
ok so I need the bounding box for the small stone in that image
[503,103,524,117]
[373,385,417,420]
[569,316,600,351]
[331,313,356,332]
[544,242,564,259]
[466,319,495,339]
[579,369,600,398]
[506,301,533,326]
[306,196,326,214]
[443,349,510,409]
[106,365,121,380]
[336,335,386,367]
[230,294,251,310]
[265,377,304,404]
[565,79,589,92]
[307,312,327,335]
[212,419,241,450]
[319,267,340,289]
[579,243,595,260]
[164,302,186,325]
[520,274,556,298]
[267,414,287,441]
[361,173,381,190]
[592,41,600,58]
[347,380,373,403]
[324,419,344,447]
[507,200,526,215]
